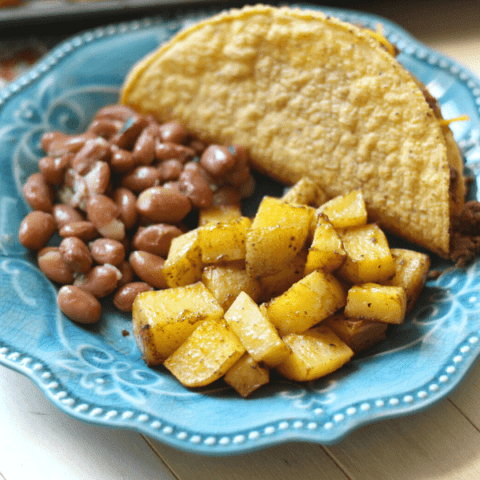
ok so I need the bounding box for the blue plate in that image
[1,4,480,456]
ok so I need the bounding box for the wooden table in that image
[1,1,480,478]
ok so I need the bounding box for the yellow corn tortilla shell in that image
[121,4,465,258]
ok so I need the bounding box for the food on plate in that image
[18,104,254,322]
[120,4,467,261]
[132,187,431,396]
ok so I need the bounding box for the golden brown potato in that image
[337,223,396,284]
[164,319,245,388]
[201,263,261,310]
[162,229,203,288]
[132,282,224,365]
[276,324,354,382]
[325,313,388,354]
[224,353,270,398]
[317,189,368,229]
[344,283,407,324]
[304,213,346,274]
[264,269,347,336]
[382,248,431,311]
[224,292,289,367]
[199,217,251,264]
[246,196,312,278]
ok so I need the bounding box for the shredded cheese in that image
[439,114,470,127]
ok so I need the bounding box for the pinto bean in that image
[136,186,191,224]
[23,173,55,213]
[90,238,125,266]
[59,236,93,273]
[59,221,99,242]
[178,163,214,209]
[113,282,153,312]
[129,251,169,289]
[132,224,183,257]
[19,211,56,251]
[74,264,122,298]
[38,247,76,284]
[57,285,102,324]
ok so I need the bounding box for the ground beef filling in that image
[450,200,480,266]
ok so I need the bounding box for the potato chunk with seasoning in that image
[281,177,328,207]
[199,216,251,264]
[132,282,224,365]
[201,264,261,310]
[382,248,431,311]
[198,204,242,226]
[162,229,203,288]
[164,319,245,388]
[325,313,388,354]
[246,196,312,278]
[224,292,289,367]
[344,283,407,324]
[264,269,347,337]
[337,223,395,284]
[224,353,270,398]
[276,324,354,382]
[317,189,368,229]
[304,213,346,275]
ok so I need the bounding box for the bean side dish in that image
[18,104,254,324]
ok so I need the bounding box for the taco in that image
[121,4,466,259]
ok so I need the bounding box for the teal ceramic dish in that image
[1,4,480,456]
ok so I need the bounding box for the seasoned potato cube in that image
[265,270,347,336]
[202,264,261,310]
[325,313,388,354]
[344,283,407,324]
[382,248,430,311]
[164,319,245,388]
[199,217,251,264]
[305,213,346,274]
[337,224,395,284]
[246,197,311,277]
[163,229,203,288]
[281,177,329,207]
[317,189,367,229]
[198,204,242,226]
[224,292,289,367]
[276,324,354,382]
[259,250,307,302]
[132,282,224,365]
[224,353,270,398]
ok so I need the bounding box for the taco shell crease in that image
[121,4,466,258]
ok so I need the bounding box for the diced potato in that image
[164,319,245,388]
[276,324,354,382]
[258,249,307,302]
[337,224,395,284]
[325,313,388,354]
[132,282,224,365]
[162,229,203,288]
[305,213,346,274]
[281,177,329,207]
[224,292,289,367]
[246,196,311,277]
[198,204,242,226]
[264,270,347,336]
[317,189,367,229]
[382,248,430,311]
[199,217,251,264]
[344,283,407,324]
[202,264,261,310]
[224,353,270,398]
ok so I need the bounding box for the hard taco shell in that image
[121,4,465,258]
